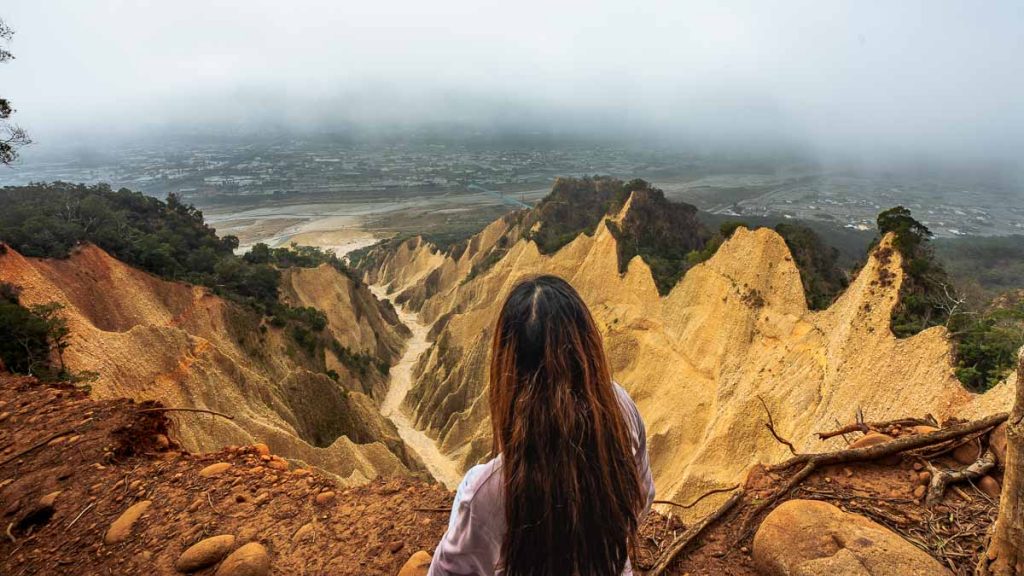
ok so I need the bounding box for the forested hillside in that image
[0,182,384,380]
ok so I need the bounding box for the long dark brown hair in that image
[489,275,643,576]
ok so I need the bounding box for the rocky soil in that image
[0,372,704,575]
[0,374,455,575]
[1,373,1002,575]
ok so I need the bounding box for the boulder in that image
[104,500,152,545]
[978,475,1001,500]
[753,499,950,576]
[214,542,270,576]
[398,550,432,576]
[38,491,61,508]
[199,462,233,478]
[952,439,982,465]
[175,534,236,572]
[252,443,270,457]
[849,433,901,465]
[314,491,336,505]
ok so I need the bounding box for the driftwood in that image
[924,450,997,506]
[647,489,745,576]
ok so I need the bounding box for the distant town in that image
[2,137,1021,238]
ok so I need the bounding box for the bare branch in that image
[771,412,1007,472]
[923,450,996,506]
[653,484,740,510]
[758,396,798,455]
[647,489,746,576]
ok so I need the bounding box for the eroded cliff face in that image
[279,265,410,399]
[0,243,419,486]
[369,195,1016,512]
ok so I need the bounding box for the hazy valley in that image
[2,2,1024,573]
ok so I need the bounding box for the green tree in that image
[877,206,954,337]
[950,297,1024,391]
[244,242,272,264]
[877,206,933,254]
[0,18,30,165]
[0,282,67,377]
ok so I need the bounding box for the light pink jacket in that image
[428,384,656,576]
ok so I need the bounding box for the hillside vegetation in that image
[0,182,277,308]
[0,182,383,380]
[0,281,67,378]
[872,206,1023,390]
[524,176,634,254]
[523,177,716,294]
[606,181,712,294]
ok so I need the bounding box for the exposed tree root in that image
[135,407,235,420]
[647,489,745,576]
[817,415,938,440]
[646,412,1010,574]
[654,484,740,511]
[771,413,1007,473]
[977,353,1023,576]
[924,450,996,507]
[736,461,818,542]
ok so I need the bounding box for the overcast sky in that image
[2,1,1022,163]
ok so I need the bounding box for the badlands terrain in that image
[361,179,1015,512]
[0,176,1018,575]
[0,242,419,486]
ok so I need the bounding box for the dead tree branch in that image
[647,489,745,576]
[135,407,235,421]
[817,415,939,440]
[758,396,797,455]
[924,450,996,506]
[771,412,1007,473]
[653,484,740,510]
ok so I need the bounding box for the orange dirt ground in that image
[0,374,998,575]
[0,375,456,575]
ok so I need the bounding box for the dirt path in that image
[371,285,463,490]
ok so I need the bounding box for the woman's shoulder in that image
[612,382,647,460]
[459,456,503,500]
[613,382,642,424]
[446,456,505,534]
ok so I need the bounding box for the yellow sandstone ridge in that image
[0,244,414,487]
[372,197,1015,515]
